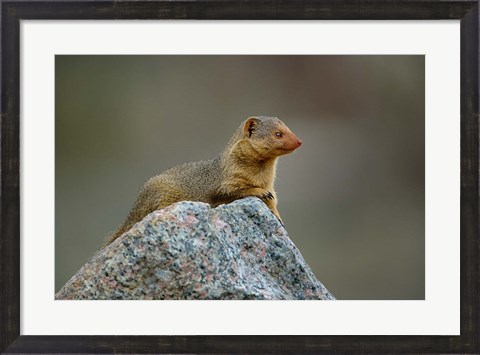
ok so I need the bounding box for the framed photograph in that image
[1,0,478,353]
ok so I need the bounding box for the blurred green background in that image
[55,55,425,299]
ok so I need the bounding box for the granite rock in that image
[56,197,335,300]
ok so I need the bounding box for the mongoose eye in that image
[275,131,283,138]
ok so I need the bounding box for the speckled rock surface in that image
[56,197,335,300]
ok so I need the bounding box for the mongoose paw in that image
[261,191,275,200]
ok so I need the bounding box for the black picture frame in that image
[1,1,478,353]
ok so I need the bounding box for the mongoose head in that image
[243,116,302,158]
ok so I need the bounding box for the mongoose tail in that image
[107,116,302,245]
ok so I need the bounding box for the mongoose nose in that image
[297,140,303,147]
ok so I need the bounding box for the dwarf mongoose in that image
[107,116,302,244]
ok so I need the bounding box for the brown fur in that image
[107,116,302,244]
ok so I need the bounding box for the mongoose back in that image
[107,116,302,244]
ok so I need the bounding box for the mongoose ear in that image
[244,117,260,138]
